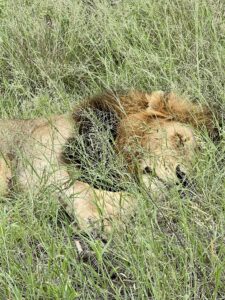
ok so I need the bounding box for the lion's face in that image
[113,90,210,192]
[139,120,197,190]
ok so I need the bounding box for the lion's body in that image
[0,90,215,231]
[0,113,132,230]
[0,115,73,187]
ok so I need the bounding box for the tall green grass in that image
[0,0,224,299]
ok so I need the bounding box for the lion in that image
[0,90,217,232]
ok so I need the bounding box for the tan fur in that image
[0,90,215,231]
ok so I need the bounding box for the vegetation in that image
[0,0,224,298]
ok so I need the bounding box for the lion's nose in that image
[176,165,190,188]
[143,166,152,174]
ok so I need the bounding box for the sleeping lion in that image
[0,90,216,231]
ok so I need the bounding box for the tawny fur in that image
[0,90,216,231]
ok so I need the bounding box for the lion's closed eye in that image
[172,133,189,148]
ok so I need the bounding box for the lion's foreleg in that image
[20,163,134,232]
[60,180,134,232]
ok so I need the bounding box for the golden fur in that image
[0,90,216,231]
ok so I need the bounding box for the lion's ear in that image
[145,91,219,138]
[145,91,202,121]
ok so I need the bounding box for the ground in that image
[0,0,224,299]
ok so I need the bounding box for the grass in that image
[0,0,224,299]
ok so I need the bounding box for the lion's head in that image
[68,90,217,193]
[116,90,218,192]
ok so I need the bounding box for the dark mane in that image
[62,90,133,191]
